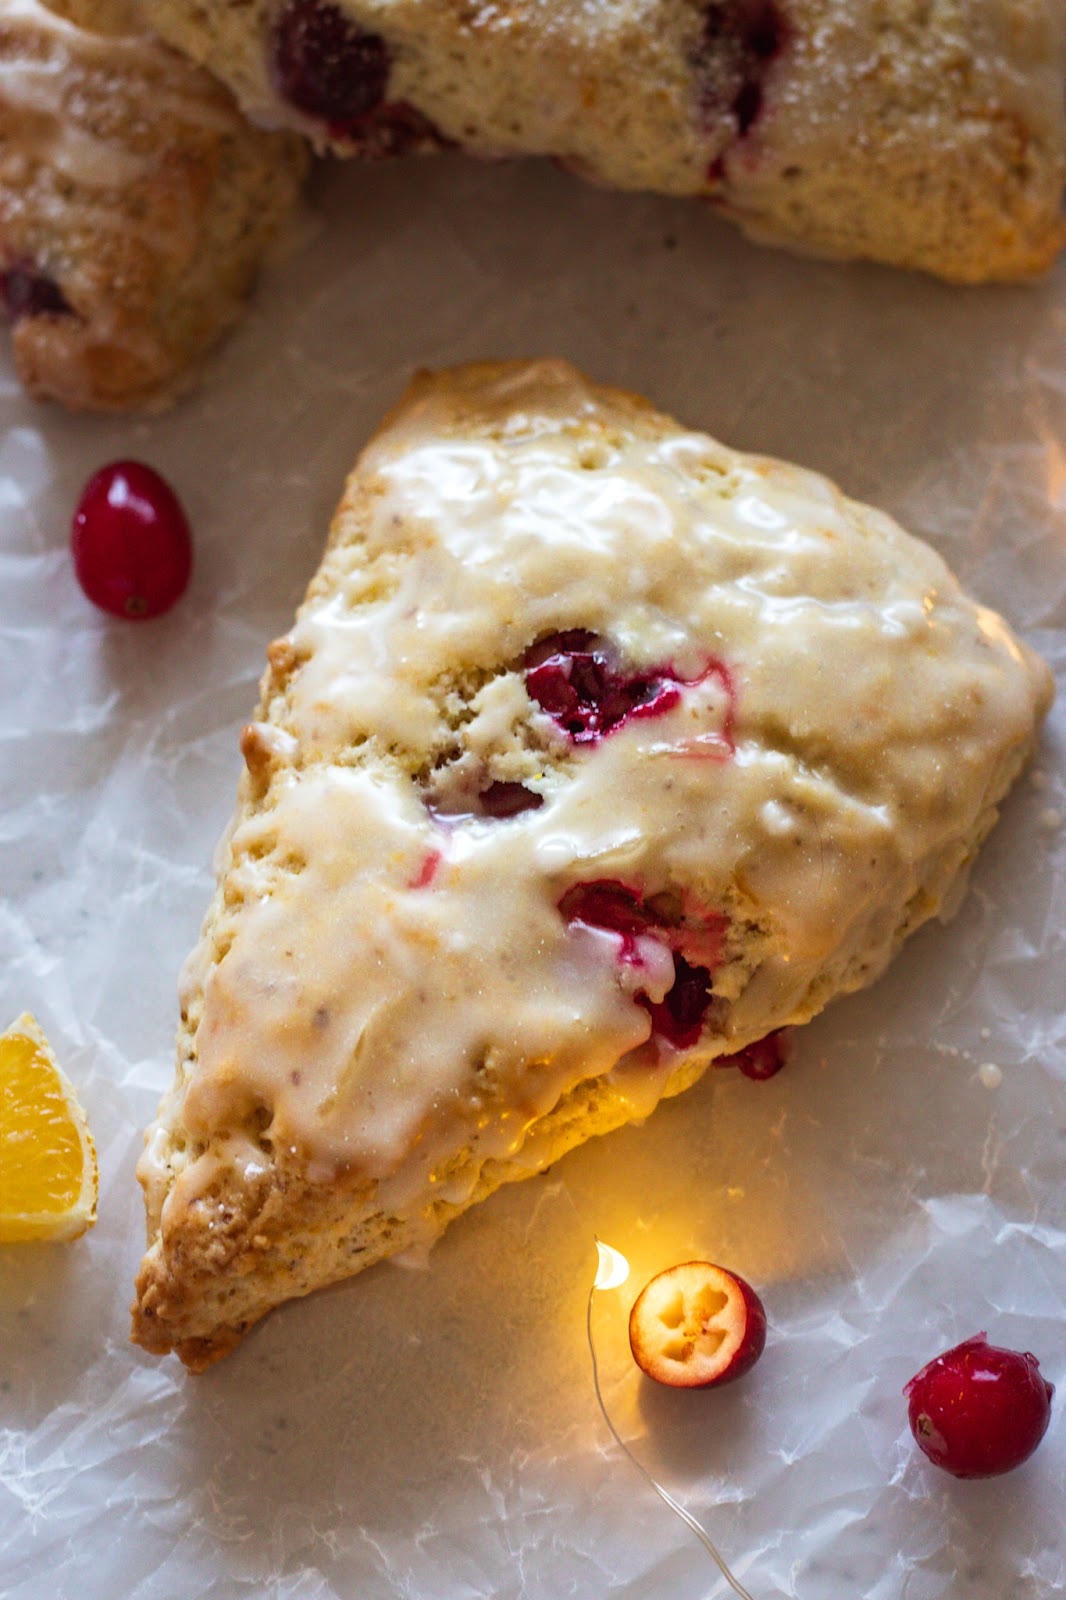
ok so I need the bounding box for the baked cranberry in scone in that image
[271,0,390,121]
[131,360,1051,1369]
[268,0,444,151]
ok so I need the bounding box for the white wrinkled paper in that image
[1,153,1064,1599]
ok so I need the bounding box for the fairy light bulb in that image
[594,1238,631,1291]
[587,1238,757,1600]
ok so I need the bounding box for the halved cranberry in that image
[719,1028,790,1080]
[697,0,787,138]
[271,0,390,122]
[1,264,72,323]
[560,879,726,1049]
[630,1260,767,1388]
[524,631,684,744]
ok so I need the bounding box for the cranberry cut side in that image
[630,1261,767,1388]
[697,0,787,138]
[904,1334,1054,1479]
[271,0,390,122]
[560,879,727,1049]
[71,461,192,620]
[524,631,685,744]
[0,264,72,323]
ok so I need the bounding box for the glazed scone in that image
[132,360,1053,1370]
[0,0,307,411]
[133,0,1066,282]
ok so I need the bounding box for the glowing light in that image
[586,1240,756,1600]
[593,1238,631,1292]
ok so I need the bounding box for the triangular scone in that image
[132,361,1053,1369]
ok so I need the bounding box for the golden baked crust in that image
[132,361,1053,1369]
[0,0,307,410]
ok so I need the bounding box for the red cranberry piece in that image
[426,780,543,822]
[408,849,442,889]
[735,0,783,58]
[558,880,649,939]
[1,264,72,323]
[719,1028,790,1080]
[71,461,192,620]
[525,631,682,744]
[697,0,786,137]
[641,954,712,1049]
[559,879,718,1049]
[271,0,390,122]
[904,1334,1054,1479]
[478,781,544,818]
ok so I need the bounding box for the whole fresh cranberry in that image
[904,1334,1054,1479]
[271,0,390,122]
[0,263,71,323]
[71,461,192,620]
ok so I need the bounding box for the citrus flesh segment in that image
[0,1014,98,1242]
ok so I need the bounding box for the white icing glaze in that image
[151,364,1051,1222]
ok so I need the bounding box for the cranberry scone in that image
[132,360,1052,1370]
[133,0,1066,282]
[0,0,306,410]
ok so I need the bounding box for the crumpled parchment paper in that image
[1,153,1063,1600]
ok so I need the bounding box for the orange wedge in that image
[0,1013,98,1242]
